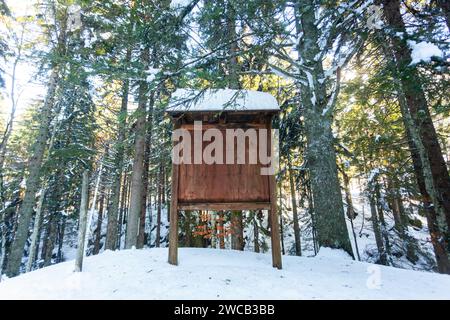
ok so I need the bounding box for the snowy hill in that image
[0,248,449,299]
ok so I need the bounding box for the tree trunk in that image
[137,159,148,249]
[26,110,61,271]
[368,185,387,265]
[25,187,46,272]
[93,188,105,255]
[253,212,260,253]
[74,171,89,272]
[278,185,285,255]
[382,0,450,266]
[137,92,154,248]
[386,176,405,231]
[375,179,392,265]
[125,47,149,249]
[184,211,192,247]
[379,22,450,271]
[42,213,57,267]
[210,212,217,248]
[218,212,225,249]
[155,166,162,248]
[400,94,450,273]
[6,14,68,276]
[56,215,66,263]
[231,211,244,250]
[225,0,240,89]
[295,0,353,256]
[342,168,356,220]
[105,48,130,250]
[288,158,301,256]
[42,170,65,267]
[341,167,361,261]
[385,174,418,264]
[117,171,129,249]
[161,166,166,205]
[306,171,318,255]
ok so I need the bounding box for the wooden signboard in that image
[166,90,282,269]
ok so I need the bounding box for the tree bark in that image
[375,179,392,265]
[6,13,68,276]
[56,215,66,263]
[400,93,450,273]
[295,0,353,256]
[253,212,260,253]
[386,176,405,231]
[288,158,301,256]
[26,108,61,272]
[341,167,360,261]
[124,47,149,249]
[382,0,450,264]
[74,171,89,272]
[184,211,192,247]
[137,93,154,248]
[231,211,244,250]
[218,212,225,249]
[42,122,74,266]
[93,187,105,255]
[105,49,130,250]
[162,166,166,205]
[25,187,46,272]
[368,184,387,265]
[155,166,162,248]
[42,211,58,267]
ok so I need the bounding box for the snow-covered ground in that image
[1,247,449,300]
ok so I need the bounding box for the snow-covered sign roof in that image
[167,89,280,113]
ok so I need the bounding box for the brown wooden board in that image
[177,123,271,204]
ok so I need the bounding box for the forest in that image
[0,0,449,288]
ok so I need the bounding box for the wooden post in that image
[75,170,89,272]
[168,163,179,264]
[269,179,282,269]
[168,121,180,265]
[268,119,282,269]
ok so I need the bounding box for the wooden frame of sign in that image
[166,109,282,269]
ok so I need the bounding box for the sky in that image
[1,0,44,122]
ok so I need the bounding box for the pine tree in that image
[380,0,450,273]
[6,3,70,277]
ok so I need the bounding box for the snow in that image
[270,67,295,81]
[170,0,192,9]
[409,41,443,65]
[341,177,438,271]
[167,89,280,112]
[146,67,160,83]
[1,247,449,299]
[99,32,112,40]
[315,247,353,260]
